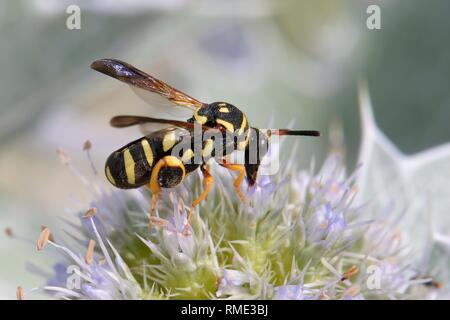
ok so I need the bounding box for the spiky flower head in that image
[18,142,436,300]
[20,94,448,299]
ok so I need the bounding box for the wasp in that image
[91,59,320,234]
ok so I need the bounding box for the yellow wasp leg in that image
[150,192,161,227]
[220,161,246,204]
[146,156,185,229]
[186,165,214,236]
[146,180,161,228]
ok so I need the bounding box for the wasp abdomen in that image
[105,137,155,189]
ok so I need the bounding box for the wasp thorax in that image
[190,102,246,132]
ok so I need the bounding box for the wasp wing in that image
[91,59,206,115]
[110,115,223,135]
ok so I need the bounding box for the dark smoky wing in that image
[110,115,224,134]
[91,59,205,110]
[110,115,153,128]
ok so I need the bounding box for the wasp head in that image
[244,128,271,186]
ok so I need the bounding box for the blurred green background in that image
[1,0,449,298]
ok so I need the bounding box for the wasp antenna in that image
[271,129,320,137]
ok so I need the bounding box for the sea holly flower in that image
[19,87,450,300]
[273,285,308,300]
[22,154,399,300]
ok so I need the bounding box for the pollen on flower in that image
[83,140,98,175]
[82,207,97,219]
[4,227,13,238]
[41,225,54,242]
[149,216,168,227]
[330,183,338,193]
[24,143,432,300]
[83,140,92,151]
[341,265,359,281]
[16,286,24,300]
[56,148,70,166]
[37,227,51,251]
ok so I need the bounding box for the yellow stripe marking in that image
[181,149,194,163]
[202,139,214,158]
[219,107,230,113]
[163,130,177,152]
[123,149,135,185]
[239,115,247,135]
[217,119,234,132]
[238,129,251,150]
[194,110,207,124]
[141,139,154,166]
[105,166,116,185]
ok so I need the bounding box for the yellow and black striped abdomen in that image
[105,136,155,189]
[105,127,200,189]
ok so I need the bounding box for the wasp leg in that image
[147,156,186,229]
[145,181,162,229]
[220,161,246,204]
[148,191,161,228]
[186,164,213,236]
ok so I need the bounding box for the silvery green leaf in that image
[356,83,450,288]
